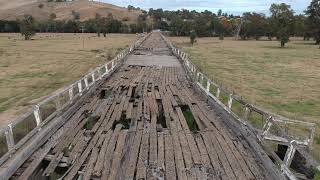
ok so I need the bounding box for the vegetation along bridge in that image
[0,32,318,180]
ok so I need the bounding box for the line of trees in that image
[0,0,319,47]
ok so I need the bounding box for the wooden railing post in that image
[206,80,211,92]
[33,105,42,126]
[69,85,74,101]
[216,87,221,99]
[262,116,273,137]
[5,124,15,150]
[309,126,316,148]
[78,81,83,95]
[91,73,96,83]
[112,61,115,69]
[244,107,250,121]
[227,94,233,110]
[84,76,89,89]
[283,141,297,168]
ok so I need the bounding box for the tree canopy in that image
[20,15,36,40]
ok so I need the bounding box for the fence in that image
[0,33,150,166]
[160,33,318,180]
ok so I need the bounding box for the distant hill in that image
[0,0,142,23]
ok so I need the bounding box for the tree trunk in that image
[281,41,285,48]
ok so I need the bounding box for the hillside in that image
[0,0,142,23]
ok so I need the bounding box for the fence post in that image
[5,124,15,150]
[33,105,42,126]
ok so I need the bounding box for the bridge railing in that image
[0,33,150,165]
[160,33,318,179]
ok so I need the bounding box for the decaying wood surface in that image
[13,32,283,180]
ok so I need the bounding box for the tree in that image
[294,15,307,37]
[94,13,102,37]
[20,15,36,40]
[240,12,269,40]
[305,0,320,45]
[190,30,197,46]
[270,3,294,47]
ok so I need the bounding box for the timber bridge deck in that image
[0,32,318,180]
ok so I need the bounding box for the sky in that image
[100,0,311,15]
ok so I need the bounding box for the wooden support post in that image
[196,73,200,82]
[200,74,204,84]
[78,81,83,95]
[262,117,273,137]
[112,61,115,69]
[206,80,211,93]
[227,94,233,110]
[216,88,220,99]
[105,65,109,76]
[33,105,42,126]
[284,142,296,166]
[244,107,250,121]
[309,126,316,148]
[69,86,74,101]
[91,73,96,83]
[84,77,89,89]
[5,124,15,150]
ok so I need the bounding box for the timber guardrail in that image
[160,33,318,180]
[0,33,151,166]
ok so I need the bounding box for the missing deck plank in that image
[156,99,167,130]
[113,112,131,130]
[84,113,100,130]
[180,105,199,132]
[100,89,112,99]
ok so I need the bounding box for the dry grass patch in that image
[0,33,137,126]
[170,36,320,159]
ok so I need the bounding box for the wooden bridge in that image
[0,32,318,180]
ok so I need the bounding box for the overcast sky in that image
[100,0,311,15]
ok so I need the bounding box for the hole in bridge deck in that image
[100,89,112,99]
[83,112,100,130]
[271,144,316,179]
[181,105,199,132]
[112,112,131,130]
[156,99,167,130]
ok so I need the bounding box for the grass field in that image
[169,36,320,159]
[0,33,137,127]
